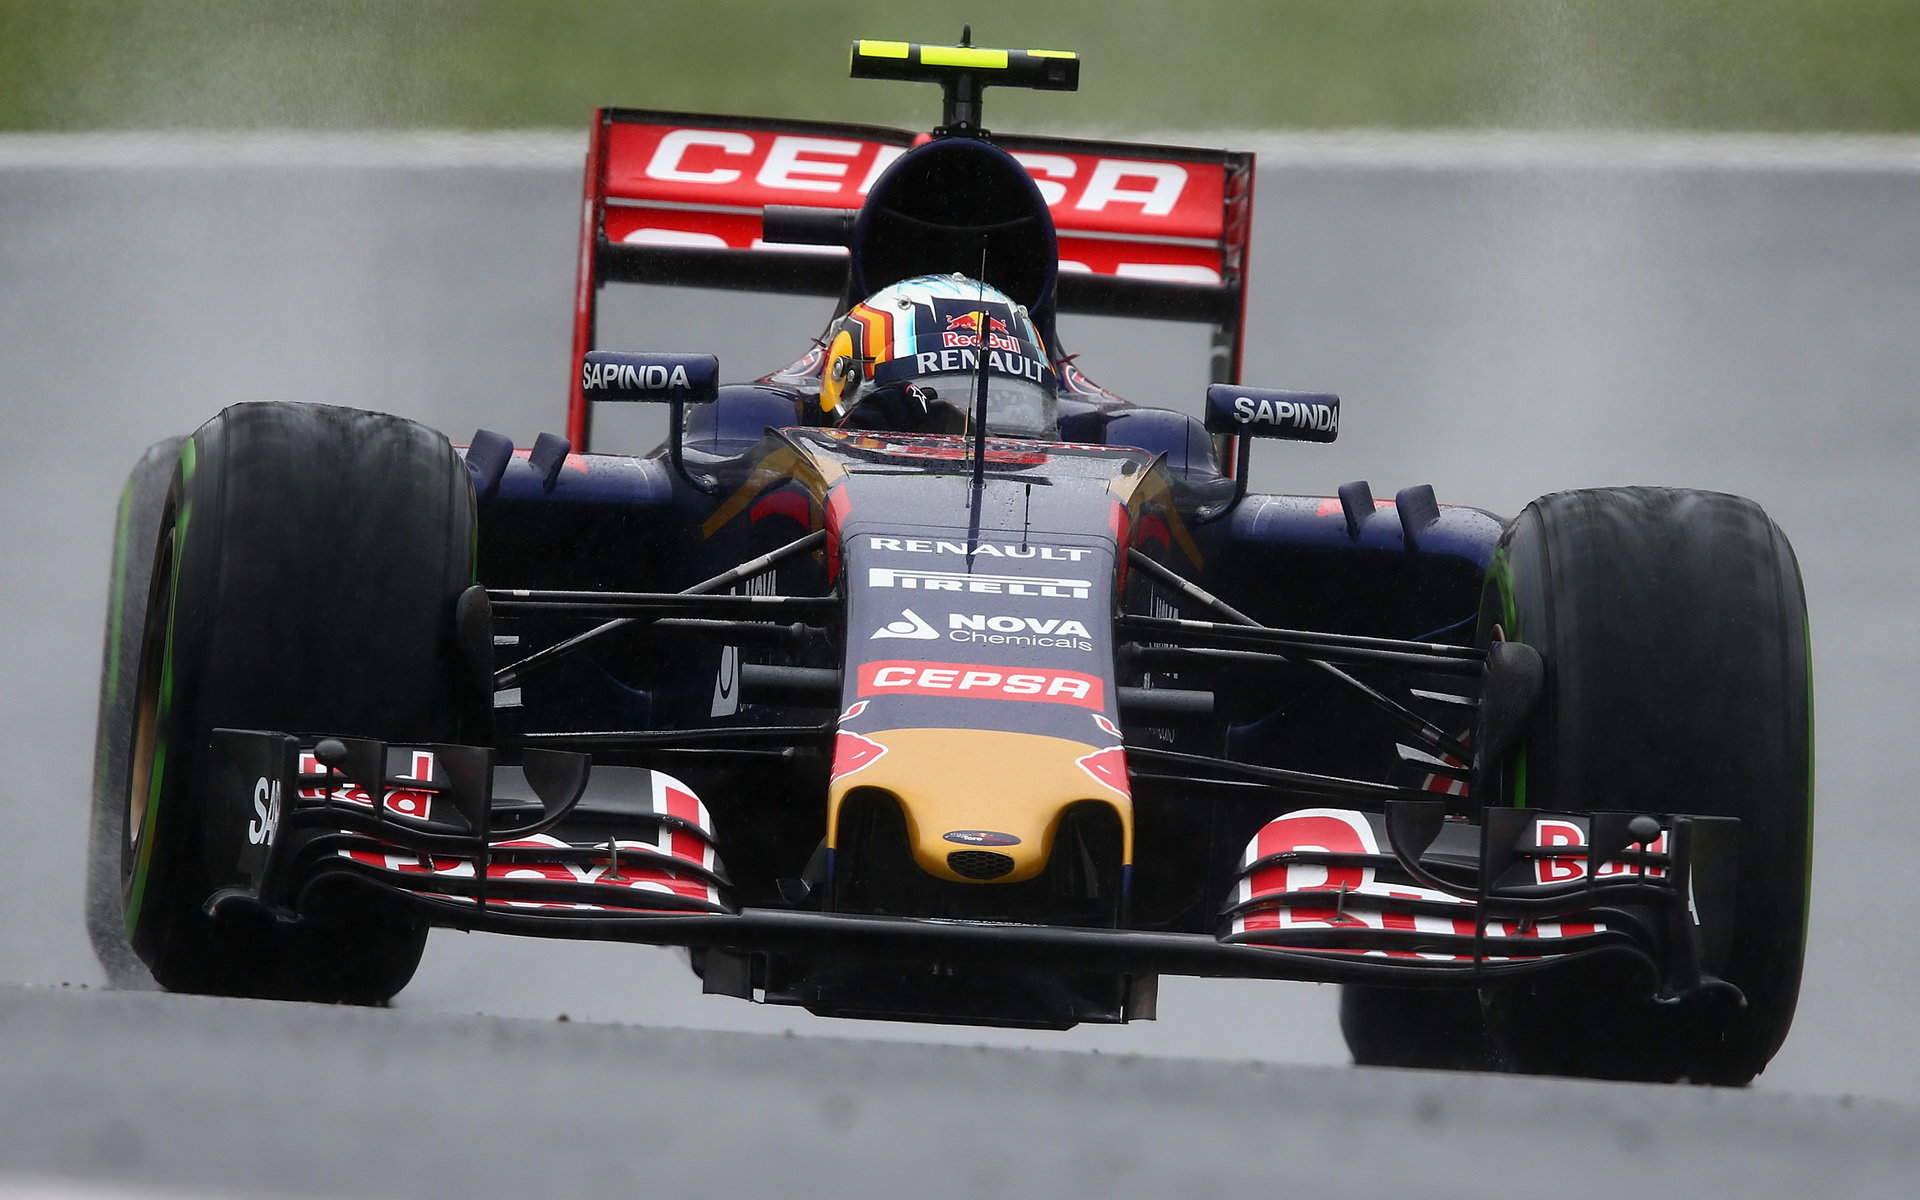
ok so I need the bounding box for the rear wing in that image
[568,108,1255,448]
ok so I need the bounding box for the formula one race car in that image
[88,36,1812,1085]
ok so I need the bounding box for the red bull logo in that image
[941,310,1020,352]
[945,311,1010,335]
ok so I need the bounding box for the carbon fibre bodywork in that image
[170,40,1748,1033]
[197,408,1728,1030]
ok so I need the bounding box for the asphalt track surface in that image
[3,131,1919,1196]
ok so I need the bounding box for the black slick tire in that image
[88,435,188,988]
[116,402,480,1003]
[1478,487,1812,1084]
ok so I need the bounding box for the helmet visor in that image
[911,372,1056,438]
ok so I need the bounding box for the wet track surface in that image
[2,983,1917,1200]
[3,132,1919,1195]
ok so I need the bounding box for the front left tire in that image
[1477,487,1812,1084]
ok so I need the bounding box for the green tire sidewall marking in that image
[125,436,197,937]
[94,476,140,796]
[102,476,138,710]
[124,531,180,936]
[124,738,166,932]
[160,500,186,712]
[1484,541,1530,809]
[1802,607,1816,943]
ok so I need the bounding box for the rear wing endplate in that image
[568,108,1254,448]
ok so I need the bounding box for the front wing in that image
[206,728,1740,1001]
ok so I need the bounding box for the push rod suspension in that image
[488,594,836,620]
[1124,744,1429,807]
[494,531,827,688]
[1125,550,1476,764]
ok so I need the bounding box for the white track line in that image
[1217,129,1920,172]
[0,131,585,169]
[0,129,1916,172]
[0,1177,293,1200]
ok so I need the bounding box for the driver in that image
[817,273,1058,438]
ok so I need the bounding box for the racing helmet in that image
[820,273,1057,437]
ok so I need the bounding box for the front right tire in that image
[108,402,481,1003]
[1339,985,1500,1072]
[88,435,187,988]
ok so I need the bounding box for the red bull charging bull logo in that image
[942,310,1021,352]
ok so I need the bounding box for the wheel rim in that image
[123,525,175,901]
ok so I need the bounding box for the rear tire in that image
[116,402,480,1002]
[1478,487,1812,1084]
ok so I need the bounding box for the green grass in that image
[4,1,1919,133]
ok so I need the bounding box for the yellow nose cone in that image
[828,727,1131,883]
